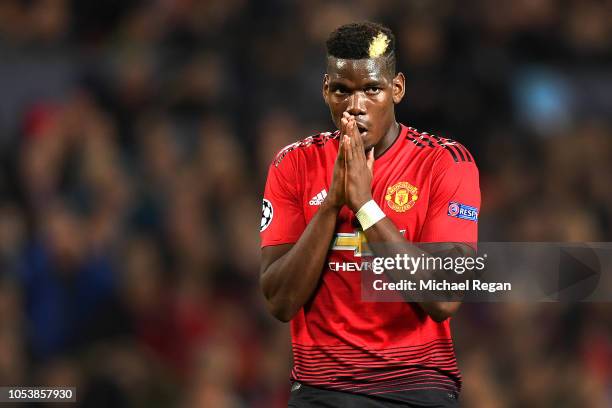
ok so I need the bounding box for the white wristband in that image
[355,200,386,230]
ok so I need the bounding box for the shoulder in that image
[272,130,339,168]
[403,126,478,178]
[404,126,476,165]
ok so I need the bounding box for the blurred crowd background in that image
[0,0,610,407]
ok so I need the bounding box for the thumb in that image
[366,147,375,172]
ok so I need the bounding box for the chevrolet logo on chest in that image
[330,229,407,257]
[330,230,372,257]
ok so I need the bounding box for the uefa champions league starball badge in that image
[261,199,273,232]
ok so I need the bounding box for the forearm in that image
[261,201,339,321]
[362,216,461,322]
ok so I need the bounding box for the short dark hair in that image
[326,22,396,74]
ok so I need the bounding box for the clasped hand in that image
[327,112,374,212]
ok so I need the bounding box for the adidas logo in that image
[309,189,327,206]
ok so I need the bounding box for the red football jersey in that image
[260,124,480,404]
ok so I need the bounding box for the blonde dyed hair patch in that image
[368,32,390,58]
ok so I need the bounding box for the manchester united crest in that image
[385,181,418,212]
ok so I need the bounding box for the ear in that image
[392,72,405,104]
[322,74,330,105]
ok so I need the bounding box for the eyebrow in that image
[327,79,350,88]
[363,79,384,87]
[328,78,385,87]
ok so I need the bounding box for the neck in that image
[373,121,401,158]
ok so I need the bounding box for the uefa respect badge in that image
[447,202,478,222]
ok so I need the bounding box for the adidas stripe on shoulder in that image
[405,127,474,163]
[273,132,338,167]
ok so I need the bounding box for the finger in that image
[347,117,356,136]
[339,116,349,161]
[344,135,353,162]
[350,118,361,145]
[342,112,351,132]
[337,134,345,161]
[349,119,365,162]
[348,120,358,157]
[352,120,364,151]
[366,147,375,172]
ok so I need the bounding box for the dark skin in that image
[260,56,460,322]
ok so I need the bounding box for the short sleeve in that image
[260,153,306,247]
[419,152,481,244]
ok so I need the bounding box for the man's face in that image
[323,57,405,150]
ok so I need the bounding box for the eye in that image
[365,87,381,95]
[332,87,348,96]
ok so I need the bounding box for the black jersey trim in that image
[273,131,339,167]
[406,128,472,163]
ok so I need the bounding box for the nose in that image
[347,91,366,116]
